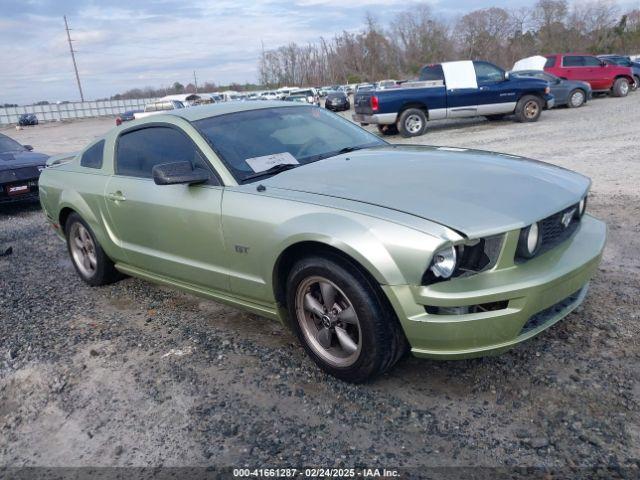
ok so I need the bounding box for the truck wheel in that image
[632,75,640,91]
[611,78,630,97]
[568,89,586,108]
[514,95,542,123]
[65,213,122,286]
[286,255,408,383]
[377,124,398,136]
[398,108,427,137]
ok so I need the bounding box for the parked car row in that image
[351,52,638,138]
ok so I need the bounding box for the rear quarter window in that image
[419,65,444,81]
[544,57,556,68]
[80,140,105,169]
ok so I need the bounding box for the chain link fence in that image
[0,98,159,125]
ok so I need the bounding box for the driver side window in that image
[474,61,505,85]
[115,126,217,184]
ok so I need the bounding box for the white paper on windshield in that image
[441,61,478,90]
[245,152,299,173]
[512,55,547,72]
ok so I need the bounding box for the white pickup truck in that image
[133,100,185,120]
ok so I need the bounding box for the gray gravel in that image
[1,94,639,473]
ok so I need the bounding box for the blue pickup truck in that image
[353,60,555,137]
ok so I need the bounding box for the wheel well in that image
[59,207,76,234]
[614,75,633,83]
[398,102,428,119]
[272,241,383,317]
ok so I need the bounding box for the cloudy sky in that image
[1,0,637,104]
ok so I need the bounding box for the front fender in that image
[267,211,445,288]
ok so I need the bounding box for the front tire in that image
[398,108,427,137]
[568,89,586,108]
[65,213,121,286]
[286,255,407,383]
[514,95,542,123]
[611,77,630,97]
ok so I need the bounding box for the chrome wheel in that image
[404,114,424,134]
[620,80,629,96]
[69,222,97,278]
[570,90,585,107]
[295,276,361,368]
[524,100,539,119]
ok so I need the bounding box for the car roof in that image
[167,100,307,122]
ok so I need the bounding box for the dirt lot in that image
[1,94,639,475]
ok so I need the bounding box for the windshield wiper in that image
[242,163,299,182]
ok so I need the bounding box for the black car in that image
[18,113,38,126]
[324,91,350,112]
[0,133,48,204]
[510,70,592,108]
[115,110,142,126]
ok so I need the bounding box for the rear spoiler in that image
[45,151,78,167]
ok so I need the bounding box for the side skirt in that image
[115,262,282,322]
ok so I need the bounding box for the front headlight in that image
[429,246,457,278]
[517,222,541,259]
[577,196,587,217]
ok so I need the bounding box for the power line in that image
[64,15,85,102]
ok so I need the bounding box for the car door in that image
[583,56,610,90]
[559,55,584,82]
[473,61,517,115]
[441,61,480,117]
[103,124,229,292]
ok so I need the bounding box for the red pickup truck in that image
[544,54,635,97]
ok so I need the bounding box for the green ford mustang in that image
[39,101,606,382]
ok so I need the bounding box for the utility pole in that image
[193,71,198,93]
[64,15,85,102]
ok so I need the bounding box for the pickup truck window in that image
[583,56,602,66]
[418,65,444,81]
[116,126,211,180]
[80,140,105,169]
[474,61,505,84]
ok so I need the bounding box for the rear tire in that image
[568,89,586,108]
[611,77,630,97]
[65,213,121,286]
[377,124,398,136]
[514,95,542,123]
[398,108,427,137]
[286,255,408,383]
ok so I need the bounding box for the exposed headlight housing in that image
[516,222,541,259]
[429,246,457,279]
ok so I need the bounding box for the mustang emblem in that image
[561,209,576,228]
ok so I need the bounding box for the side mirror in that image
[23,145,33,151]
[152,161,210,186]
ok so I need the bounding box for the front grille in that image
[520,288,583,334]
[516,204,581,262]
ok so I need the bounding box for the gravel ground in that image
[1,94,639,475]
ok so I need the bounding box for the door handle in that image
[106,191,126,202]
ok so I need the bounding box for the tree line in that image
[258,0,640,86]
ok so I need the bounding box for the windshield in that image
[194,106,386,183]
[0,134,25,153]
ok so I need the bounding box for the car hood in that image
[262,145,590,238]
[0,150,49,170]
